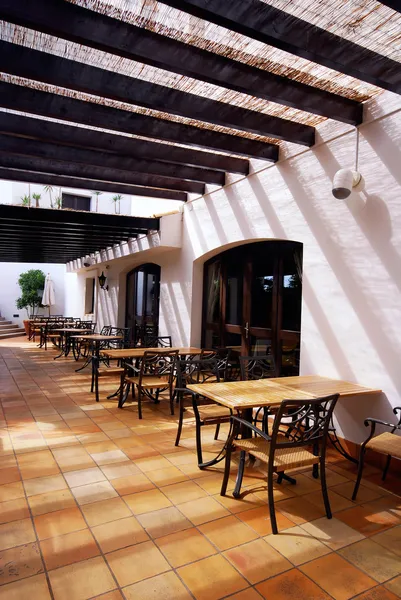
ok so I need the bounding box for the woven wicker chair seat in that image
[233,437,319,472]
[195,404,231,421]
[47,334,61,338]
[366,432,401,459]
[126,375,169,388]
[98,367,124,377]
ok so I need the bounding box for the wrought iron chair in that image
[200,348,231,382]
[143,335,172,348]
[352,406,401,500]
[90,327,130,401]
[43,321,62,350]
[119,349,179,418]
[221,394,339,534]
[174,356,232,466]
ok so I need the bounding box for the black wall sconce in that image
[98,271,109,291]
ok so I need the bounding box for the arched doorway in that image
[125,263,161,345]
[201,241,302,376]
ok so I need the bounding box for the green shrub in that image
[16,269,46,316]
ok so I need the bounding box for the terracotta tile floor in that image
[0,338,401,600]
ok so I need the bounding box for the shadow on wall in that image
[279,157,401,395]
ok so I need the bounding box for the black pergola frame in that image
[0,204,159,263]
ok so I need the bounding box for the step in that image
[0,321,13,326]
[0,331,26,339]
[0,323,18,330]
[0,327,23,334]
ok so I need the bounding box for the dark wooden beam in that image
[0,228,133,244]
[0,112,249,175]
[162,0,401,95]
[0,203,159,230]
[0,41,315,145]
[0,0,362,124]
[0,218,151,236]
[0,168,187,201]
[0,132,219,187]
[0,155,197,195]
[377,1,401,13]
[0,82,278,161]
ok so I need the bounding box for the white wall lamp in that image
[332,128,364,199]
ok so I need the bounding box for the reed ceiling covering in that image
[0,0,399,207]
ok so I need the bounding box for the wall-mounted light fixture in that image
[332,128,364,199]
[98,271,108,291]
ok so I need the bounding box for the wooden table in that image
[188,375,381,464]
[101,347,202,360]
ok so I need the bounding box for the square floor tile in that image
[123,571,193,600]
[123,488,172,515]
[110,473,154,495]
[0,574,51,600]
[177,554,248,600]
[336,505,399,536]
[106,540,170,587]
[92,516,148,553]
[0,542,43,585]
[199,515,258,551]
[339,538,401,583]
[64,466,106,488]
[372,524,401,557]
[137,506,191,538]
[332,482,383,504]
[265,525,332,565]
[48,556,116,600]
[34,507,87,540]
[147,466,190,487]
[303,489,354,513]
[162,480,207,504]
[300,516,365,550]
[300,553,376,600]
[256,568,331,600]
[71,481,118,505]
[0,497,30,524]
[0,518,36,550]
[134,455,172,472]
[24,474,68,497]
[81,497,132,526]
[100,462,139,480]
[237,506,295,535]
[52,447,96,472]
[17,450,60,480]
[0,482,25,502]
[28,488,76,516]
[156,527,217,567]
[40,529,100,570]
[225,590,264,600]
[225,538,291,584]
[275,496,325,524]
[0,467,21,485]
[178,496,230,525]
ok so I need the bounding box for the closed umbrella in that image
[42,273,56,315]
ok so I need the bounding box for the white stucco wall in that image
[0,263,66,326]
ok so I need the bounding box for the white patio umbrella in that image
[42,273,56,315]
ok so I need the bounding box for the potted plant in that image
[21,194,31,207]
[111,194,122,214]
[32,193,41,208]
[16,269,46,334]
[92,191,102,212]
[44,185,54,208]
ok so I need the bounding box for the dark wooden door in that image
[202,242,302,375]
[125,264,160,345]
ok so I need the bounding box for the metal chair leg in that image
[268,465,278,535]
[220,442,233,496]
[175,403,184,447]
[352,446,366,501]
[382,455,392,481]
[214,423,220,440]
[233,450,246,498]
[320,457,332,519]
[138,387,143,419]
